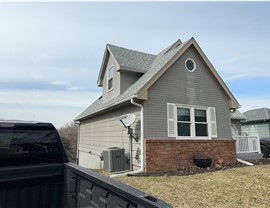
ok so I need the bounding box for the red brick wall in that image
[144,139,237,173]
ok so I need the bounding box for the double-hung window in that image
[107,66,114,91]
[168,103,217,139]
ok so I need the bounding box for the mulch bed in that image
[133,158,270,177]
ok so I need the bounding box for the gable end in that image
[137,38,239,109]
[97,46,120,87]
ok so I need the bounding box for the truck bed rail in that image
[65,162,171,208]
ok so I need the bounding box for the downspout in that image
[237,158,254,166]
[74,121,80,165]
[110,97,144,178]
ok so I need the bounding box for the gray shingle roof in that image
[75,39,188,121]
[243,108,270,122]
[76,37,239,121]
[230,110,246,120]
[108,44,156,73]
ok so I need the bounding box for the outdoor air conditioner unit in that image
[103,147,126,172]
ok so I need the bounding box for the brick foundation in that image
[144,139,237,173]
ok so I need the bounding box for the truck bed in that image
[0,162,171,208]
[0,121,171,208]
[0,163,64,208]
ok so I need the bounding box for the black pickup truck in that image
[0,121,171,208]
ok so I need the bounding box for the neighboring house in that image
[231,110,262,160]
[230,110,246,136]
[75,37,240,173]
[242,108,270,138]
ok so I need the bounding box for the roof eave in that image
[96,45,121,86]
[118,67,146,74]
[243,119,270,124]
[97,45,109,86]
[75,94,139,121]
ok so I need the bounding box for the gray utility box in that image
[103,147,126,172]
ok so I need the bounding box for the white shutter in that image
[208,107,217,138]
[167,103,176,137]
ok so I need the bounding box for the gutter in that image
[110,97,144,178]
[75,95,139,122]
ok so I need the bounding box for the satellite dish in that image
[117,114,136,128]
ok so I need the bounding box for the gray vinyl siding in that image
[242,122,270,138]
[102,54,121,103]
[144,46,232,139]
[78,104,141,169]
[231,120,243,135]
[120,71,142,93]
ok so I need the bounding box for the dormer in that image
[97,44,156,103]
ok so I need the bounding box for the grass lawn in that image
[116,165,270,208]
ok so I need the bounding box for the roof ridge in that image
[157,39,189,57]
[264,108,270,118]
[231,110,246,120]
[76,37,240,121]
[243,107,270,122]
[122,39,189,96]
[245,107,269,113]
[107,43,155,56]
[76,40,187,120]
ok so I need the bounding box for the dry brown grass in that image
[117,165,270,208]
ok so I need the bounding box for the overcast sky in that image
[0,2,270,128]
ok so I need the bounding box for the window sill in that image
[176,137,212,140]
[107,88,114,93]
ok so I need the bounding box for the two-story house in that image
[75,37,239,173]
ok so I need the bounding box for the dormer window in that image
[107,66,114,91]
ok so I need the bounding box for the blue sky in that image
[0,2,270,128]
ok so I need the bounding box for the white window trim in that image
[185,58,196,72]
[176,104,210,139]
[107,66,114,92]
[167,103,217,140]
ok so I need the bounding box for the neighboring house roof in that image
[75,37,240,121]
[231,110,247,120]
[243,108,270,122]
